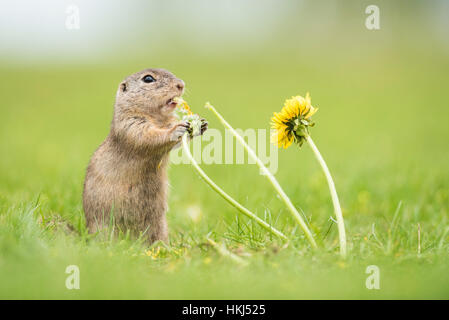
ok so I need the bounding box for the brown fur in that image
[83,68,205,244]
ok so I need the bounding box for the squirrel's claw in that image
[200,119,208,135]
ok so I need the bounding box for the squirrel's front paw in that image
[199,118,208,136]
[170,121,190,141]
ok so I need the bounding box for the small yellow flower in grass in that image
[271,93,318,148]
[145,247,161,260]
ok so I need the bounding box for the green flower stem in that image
[306,135,347,257]
[182,134,288,240]
[207,238,248,266]
[205,103,317,248]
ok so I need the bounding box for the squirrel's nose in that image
[175,80,185,92]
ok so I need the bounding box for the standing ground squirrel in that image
[83,68,207,244]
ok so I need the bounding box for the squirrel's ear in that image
[120,82,127,92]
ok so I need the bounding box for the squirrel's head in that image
[115,68,185,115]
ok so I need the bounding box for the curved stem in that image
[182,134,288,240]
[306,135,347,257]
[207,238,248,266]
[205,104,317,248]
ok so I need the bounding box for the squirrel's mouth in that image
[165,96,180,110]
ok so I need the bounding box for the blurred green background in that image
[0,0,448,299]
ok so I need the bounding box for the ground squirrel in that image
[83,68,207,244]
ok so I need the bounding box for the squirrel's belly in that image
[89,165,167,211]
[84,144,169,236]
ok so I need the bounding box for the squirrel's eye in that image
[142,75,156,83]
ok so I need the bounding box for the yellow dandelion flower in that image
[173,97,204,137]
[173,97,193,115]
[269,94,347,257]
[270,93,318,148]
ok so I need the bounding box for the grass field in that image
[1,12,449,298]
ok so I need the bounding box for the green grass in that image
[1,38,449,299]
